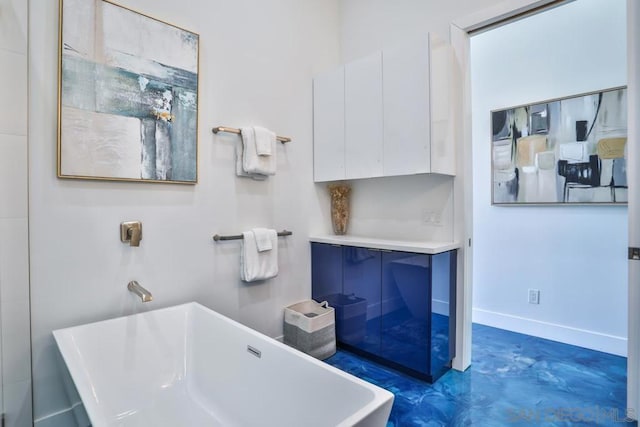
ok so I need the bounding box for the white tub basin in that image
[53,302,394,427]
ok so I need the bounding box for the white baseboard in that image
[432,299,449,317]
[473,308,627,357]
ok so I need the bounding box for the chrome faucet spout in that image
[128,281,153,302]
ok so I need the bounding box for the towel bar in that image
[213,230,293,242]
[212,126,292,143]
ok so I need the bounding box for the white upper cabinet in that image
[344,52,384,180]
[429,36,456,176]
[312,34,457,182]
[383,37,431,176]
[313,66,345,182]
[383,34,456,176]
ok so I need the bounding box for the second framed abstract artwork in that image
[58,0,199,184]
[491,87,627,205]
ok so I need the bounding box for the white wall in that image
[0,0,32,425]
[471,0,628,355]
[29,0,340,424]
[340,0,503,63]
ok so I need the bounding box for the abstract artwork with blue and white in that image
[59,0,199,183]
[491,87,627,204]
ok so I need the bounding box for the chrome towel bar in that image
[212,126,292,143]
[213,230,293,242]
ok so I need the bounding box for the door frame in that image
[625,0,639,418]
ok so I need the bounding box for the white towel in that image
[235,135,267,180]
[241,127,276,176]
[254,126,275,156]
[240,230,278,282]
[252,228,275,252]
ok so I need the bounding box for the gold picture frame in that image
[57,0,199,184]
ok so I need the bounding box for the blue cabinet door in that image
[430,250,456,379]
[342,247,382,355]
[311,242,357,343]
[381,251,431,375]
[311,243,343,301]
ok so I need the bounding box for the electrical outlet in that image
[528,289,540,305]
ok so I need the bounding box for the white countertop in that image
[309,235,460,255]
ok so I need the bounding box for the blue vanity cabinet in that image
[311,240,457,383]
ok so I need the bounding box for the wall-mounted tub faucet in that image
[128,281,153,302]
[121,221,142,247]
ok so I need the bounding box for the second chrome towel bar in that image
[213,230,293,242]
[212,126,292,143]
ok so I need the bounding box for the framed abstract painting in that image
[58,0,199,183]
[491,86,627,205]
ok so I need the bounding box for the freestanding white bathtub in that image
[53,302,394,427]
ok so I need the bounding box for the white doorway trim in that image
[453,0,568,34]
[626,0,639,418]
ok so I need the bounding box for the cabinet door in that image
[345,52,384,179]
[430,250,455,377]
[383,37,431,176]
[342,247,382,355]
[313,67,345,182]
[381,251,431,376]
[430,36,456,176]
[311,243,343,301]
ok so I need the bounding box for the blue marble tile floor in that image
[325,324,635,426]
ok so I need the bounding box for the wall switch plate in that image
[422,210,434,224]
[422,210,442,226]
[528,289,540,304]
[433,212,442,225]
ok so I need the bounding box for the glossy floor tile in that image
[325,324,634,426]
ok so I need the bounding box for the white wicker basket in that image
[283,300,336,360]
